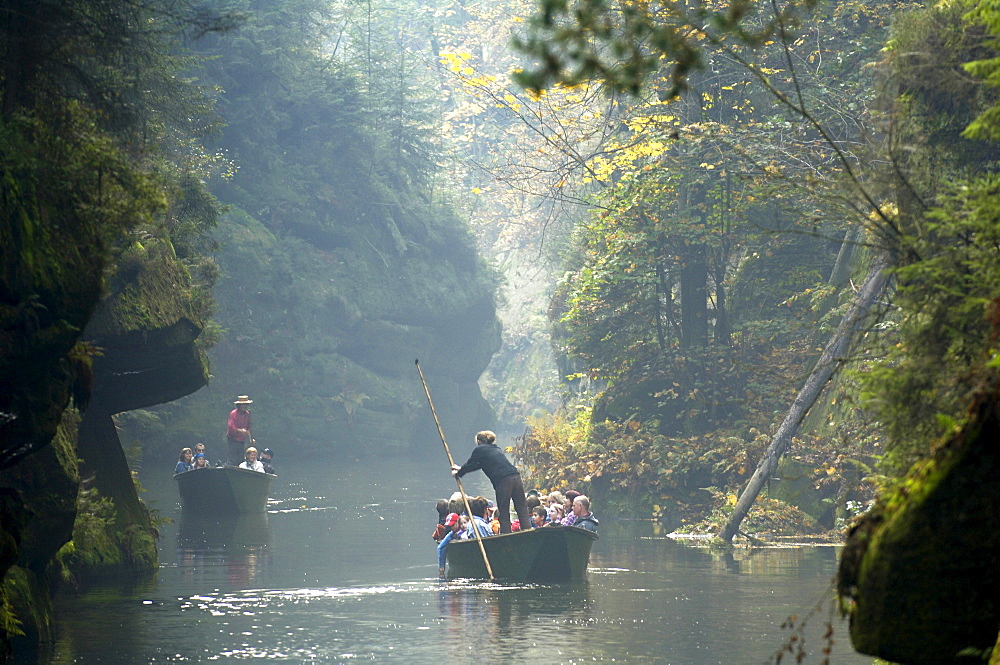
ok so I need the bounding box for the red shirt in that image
[227,408,251,442]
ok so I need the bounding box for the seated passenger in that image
[546,491,565,522]
[436,512,463,576]
[175,448,193,474]
[526,494,542,512]
[194,442,207,457]
[571,495,599,532]
[239,446,265,472]
[487,500,501,534]
[192,453,209,470]
[530,506,548,528]
[448,491,464,517]
[432,499,450,542]
[260,447,275,474]
[464,496,494,539]
[561,490,581,526]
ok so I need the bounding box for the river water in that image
[29,456,872,664]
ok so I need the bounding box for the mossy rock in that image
[770,458,838,526]
[838,375,1000,663]
[0,411,79,574]
[0,412,79,651]
[4,566,53,647]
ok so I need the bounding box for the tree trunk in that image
[713,273,730,345]
[718,251,891,542]
[680,242,708,348]
[828,225,862,287]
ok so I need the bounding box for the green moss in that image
[3,566,51,645]
[55,483,157,583]
[839,379,1000,663]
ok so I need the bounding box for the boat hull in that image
[174,466,275,513]
[445,525,598,582]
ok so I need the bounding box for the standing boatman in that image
[226,394,253,466]
[452,430,530,534]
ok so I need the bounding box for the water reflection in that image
[29,459,873,665]
[433,582,595,663]
[176,512,271,584]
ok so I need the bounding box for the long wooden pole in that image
[415,359,494,579]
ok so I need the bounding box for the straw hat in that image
[234,395,253,404]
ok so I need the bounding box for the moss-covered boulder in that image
[0,410,80,649]
[85,236,209,412]
[838,374,1000,663]
[75,235,210,571]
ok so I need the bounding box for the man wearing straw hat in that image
[226,394,254,466]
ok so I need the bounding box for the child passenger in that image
[192,453,208,469]
[546,492,565,522]
[436,513,463,577]
[487,501,501,534]
[530,506,548,528]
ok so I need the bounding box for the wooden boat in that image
[173,466,275,513]
[445,525,598,582]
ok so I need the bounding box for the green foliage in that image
[862,175,1000,475]
[685,489,823,536]
[882,0,1000,170]
[0,0,231,469]
[53,477,158,582]
[513,0,820,96]
[0,107,163,298]
[961,0,1000,141]
[0,588,24,639]
[521,410,774,518]
[62,484,120,574]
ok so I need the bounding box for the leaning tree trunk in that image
[718,251,892,542]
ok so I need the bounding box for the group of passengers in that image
[174,393,275,475]
[526,489,598,531]
[174,442,274,475]
[174,442,211,474]
[432,491,598,576]
[435,429,598,576]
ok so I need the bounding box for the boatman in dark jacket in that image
[452,430,530,534]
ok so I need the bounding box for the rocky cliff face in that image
[165,206,501,456]
[838,374,1000,664]
[1,411,79,650]
[1,231,211,654]
[78,236,209,537]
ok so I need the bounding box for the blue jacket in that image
[465,515,493,540]
[574,513,599,532]
[175,461,192,474]
[437,530,459,570]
